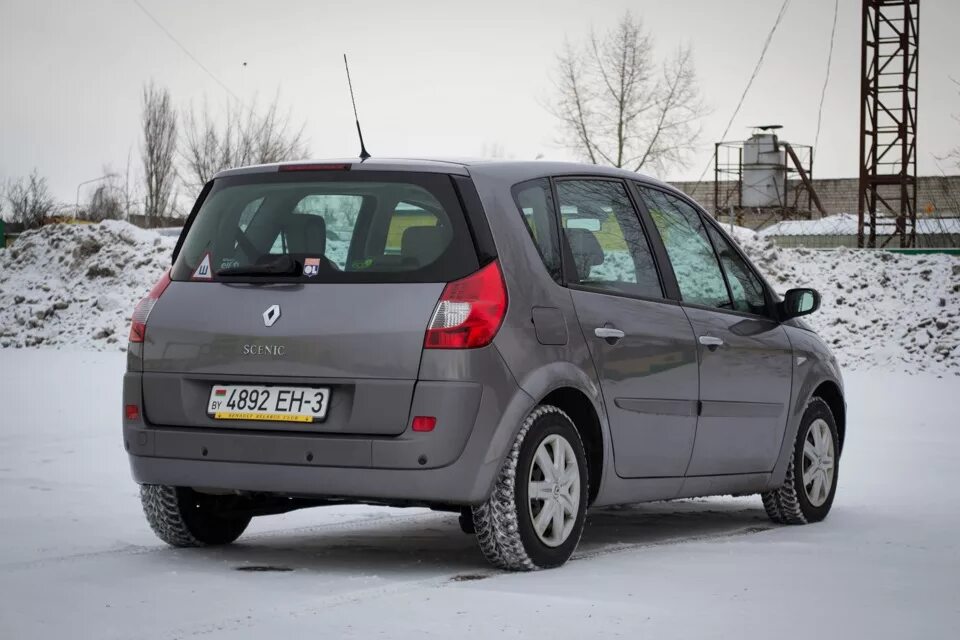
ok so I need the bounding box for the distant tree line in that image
[2,83,308,229]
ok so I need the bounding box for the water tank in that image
[742,132,786,207]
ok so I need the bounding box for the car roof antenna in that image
[343,54,371,161]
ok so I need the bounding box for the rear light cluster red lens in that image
[411,416,437,432]
[125,404,140,421]
[129,270,172,343]
[424,260,507,349]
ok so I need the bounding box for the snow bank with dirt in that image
[0,221,175,349]
[737,233,960,375]
[0,220,957,375]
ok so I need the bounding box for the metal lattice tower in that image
[857,0,919,248]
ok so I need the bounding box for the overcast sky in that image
[1,0,958,204]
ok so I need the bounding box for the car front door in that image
[554,178,699,478]
[636,186,793,476]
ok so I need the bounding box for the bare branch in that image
[180,92,309,190]
[4,169,57,228]
[549,12,707,172]
[140,81,178,225]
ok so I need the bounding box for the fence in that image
[756,213,960,250]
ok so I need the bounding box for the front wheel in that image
[472,405,589,571]
[762,397,840,524]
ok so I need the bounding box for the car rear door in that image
[636,185,793,476]
[553,178,700,478]
[139,169,480,436]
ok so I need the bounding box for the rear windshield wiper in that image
[217,255,298,277]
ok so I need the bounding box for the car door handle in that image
[698,335,724,348]
[594,327,625,340]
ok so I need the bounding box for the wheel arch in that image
[811,380,846,455]
[496,356,610,507]
[540,386,604,505]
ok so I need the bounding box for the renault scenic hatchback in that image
[124,158,845,570]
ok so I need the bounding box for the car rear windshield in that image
[171,171,480,283]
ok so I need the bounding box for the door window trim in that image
[511,178,565,285]
[549,175,668,303]
[698,213,778,319]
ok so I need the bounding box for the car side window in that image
[555,179,662,299]
[704,223,769,315]
[512,179,562,284]
[637,186,732,309]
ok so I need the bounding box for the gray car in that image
[123,158,844,570]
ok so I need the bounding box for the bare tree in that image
[141,81,178,226]
[947,77,960,169]
[550,12,707,173]
[118,150,139,219]
[181,92,309,190]
[83,166,126,222]
[5,169,57,228]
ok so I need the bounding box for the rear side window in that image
[556,179,662,299]
[512,179,562,284]
[172,171,479,283]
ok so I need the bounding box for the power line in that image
[814,0,840,152]
[131,0,253,115]
[693,0,792,189]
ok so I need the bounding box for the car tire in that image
[471,404,589,571]
[762,397,839,524]
[140,485,251,547]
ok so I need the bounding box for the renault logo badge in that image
[263,304,281,327]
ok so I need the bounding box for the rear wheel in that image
[140,485,251,547]
[472,405,588,571]
[762,398,839,524]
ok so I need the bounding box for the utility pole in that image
[857,0,919,248]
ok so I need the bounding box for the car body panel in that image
[681,306,794,475]
[140,280,445,435]
[568,289,700,478]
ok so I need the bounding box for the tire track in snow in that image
[167,520,777,638]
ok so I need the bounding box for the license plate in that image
[207,385,330,423]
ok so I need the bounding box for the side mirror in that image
[779,288,821,320]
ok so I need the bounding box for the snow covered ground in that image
[0,349,957,638]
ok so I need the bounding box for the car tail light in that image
[424,260,507,349]
[411,416,437,432]
[129,270,172,343]
[125,404,140,421]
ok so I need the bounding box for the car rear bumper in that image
[122,346,536,505]
[126,429,497,504]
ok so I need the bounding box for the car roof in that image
[213,157,669,190]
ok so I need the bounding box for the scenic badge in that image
[303,257,320,278]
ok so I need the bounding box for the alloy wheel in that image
[802,418,835,507]
[527,434,581,547]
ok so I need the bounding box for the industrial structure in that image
[713,125,825,226]
[857,0,920,248]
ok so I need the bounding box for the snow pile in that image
[0,221,175,349]
[758,212,960,238]
[737,233,960,375]
[0,220,958,375]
